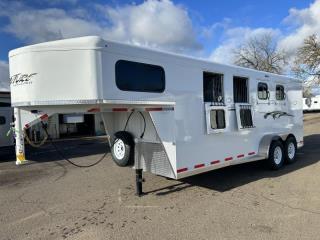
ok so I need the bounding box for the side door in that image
[0,108,14,147]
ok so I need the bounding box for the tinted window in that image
[0,116,6,125]
[210,110,225,129]
[258,82,269,100]
[0,102,11,107]
[233,76,249,103]
[115,60,165,93]
[276,85,285,100]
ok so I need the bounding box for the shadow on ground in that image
[0,137,109,163]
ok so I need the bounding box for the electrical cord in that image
[39,110,146,168]
[123,110,146,138]
[41,122,107,168]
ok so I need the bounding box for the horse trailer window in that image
[203,72,224,105]
[115,60,165,93]
[276,85,285,100]
[258,82,269,100]
[0,116,5,125]
[233,76,248,103]
[210,110,225,129]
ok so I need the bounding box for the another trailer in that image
[303,96,320,112]
[0,92,14,149]
[9,36,303,195]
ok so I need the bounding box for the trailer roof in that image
[9,36,301,83]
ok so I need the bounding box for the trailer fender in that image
[258,134,286,159]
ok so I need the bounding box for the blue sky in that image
[0,0,316,61]
[0,0,320,91]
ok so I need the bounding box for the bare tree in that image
[233,33,287,74]
[293,34,320,86]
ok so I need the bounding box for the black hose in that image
[40,110,146,168]
[41,122,107,168]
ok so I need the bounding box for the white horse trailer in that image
[303,96,320,112]
[9,36,303,195]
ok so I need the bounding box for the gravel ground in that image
[0,113,319,240]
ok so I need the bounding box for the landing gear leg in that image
[135,169,144,197]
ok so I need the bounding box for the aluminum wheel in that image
[274,146,283,165]
[113,139,125,160]
[287,142,296,160]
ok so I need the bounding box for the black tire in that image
[284,136,297,164]
[267,140,285,170]
[111,131,134,167]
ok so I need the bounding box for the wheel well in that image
[285,134,297,143]
[259,134,297,159]
[114,131,135,146]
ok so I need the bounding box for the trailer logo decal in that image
[264,111,293,119]
[10,73,37,86]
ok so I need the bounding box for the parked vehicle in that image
[303,96,320,112]
[9,36,303,195]
[0,92,14,151]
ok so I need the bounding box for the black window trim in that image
[258,82,269,100]
[115,59,166,93]
[276,84,285,101]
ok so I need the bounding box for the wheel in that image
[284,137,297,164]
[111,131,134,167]
[267,140,284,170]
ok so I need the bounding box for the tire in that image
[111,131,134,167]
[284,137,297,164]
[267,140,285,170]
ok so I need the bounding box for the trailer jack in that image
[135,169,145,197]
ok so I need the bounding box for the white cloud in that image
[0,61,10,92]
[99,0,201,52]
[0,0,202,53]
[278,0,320,54]
[210,27,280,64]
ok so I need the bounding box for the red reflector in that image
[145,107,163,111]
[25,124,30,129]
[40,114,48,120]
[248,152,255,156]
[177,167,188,173]
[112,108,128,112]
[194,163,205,169]
[225,157,233,161]
[88,108,100,112]
[237,154,245,158]
[211,160,220,165]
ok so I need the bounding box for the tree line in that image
[232,33,320,97]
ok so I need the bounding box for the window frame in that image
[115,60,166,93]
[276,84,285,101]
[257,82,269,100]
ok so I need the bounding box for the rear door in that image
[0,108,14,147]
